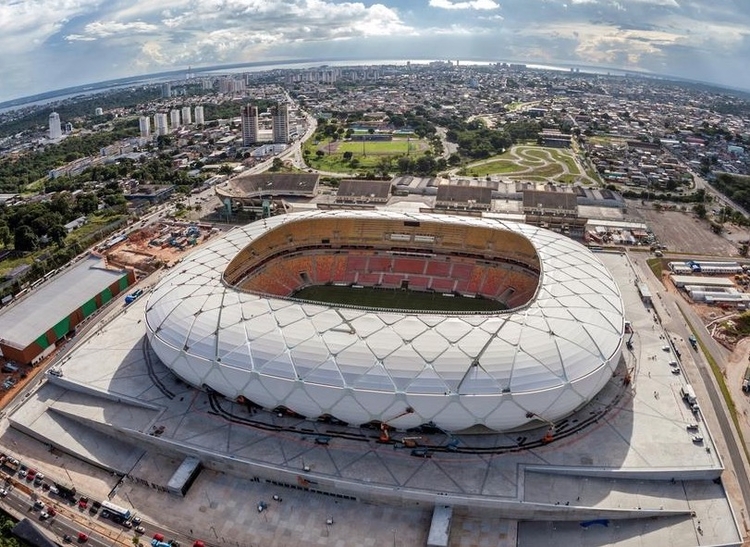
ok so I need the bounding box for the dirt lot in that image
[106,221,215,271]
[630,202,750,256]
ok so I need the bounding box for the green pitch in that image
[292,285,507,312]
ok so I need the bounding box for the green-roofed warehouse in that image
[0,255,135,365]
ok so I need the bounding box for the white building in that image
[272,103,289,144]
[49,112,62,140]
[154,113,169,136]
[241,104,259,146]
[139,116,151,138]
[170,109,181,130]
[145,210,624,433]
[181,106,192,126]
[194,105,205,125]
[94,108,103,116]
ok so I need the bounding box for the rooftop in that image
[0,255,129,349]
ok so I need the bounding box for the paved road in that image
[0,474,202,547]
[631,252,750,528]
[674,296,750,509]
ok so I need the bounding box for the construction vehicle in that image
[400,436,422,448]
[377,407,415,443]
[525,412,556,443]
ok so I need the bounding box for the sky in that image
[1,0,749,102]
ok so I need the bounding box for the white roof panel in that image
[146,209,624,432]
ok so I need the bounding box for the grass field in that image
[292,285,507,312]
[304,137,430,173]
[460,160,519,176]
[459,145,582,181]
[335,139,419,155]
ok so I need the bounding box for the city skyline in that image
[1,0,750,103]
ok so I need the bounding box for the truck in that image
[151,534,178,547]
[53,481,77,502]
[743,366,750,393]
[680,384,697,405]
[124,288,144,305]
[0,455,20,474]
[688,335,698,350]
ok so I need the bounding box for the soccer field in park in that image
[334,139,424,155]
[305,136,432,173]
[292,284,508,312]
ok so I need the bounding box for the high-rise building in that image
[49,112,62,140]
[170,109,181,130]
[194,105,205,125]
[139,116,151,138]
[161,83,171,98]
[155,113,169,136]
[272,103,289,144]
[218,77,246,95]
[181,106,192,126]
[241,105,259,146]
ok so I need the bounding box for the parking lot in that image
[632,205,747,255]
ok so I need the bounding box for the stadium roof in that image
[335,179,391,202]
[145,210,624,431]
[217,173,319,201]
[0,255,128,349]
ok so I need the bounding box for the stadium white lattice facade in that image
[145,210,624,432]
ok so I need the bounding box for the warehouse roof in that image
[0,255,128,349]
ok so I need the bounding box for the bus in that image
[101,500,131,520]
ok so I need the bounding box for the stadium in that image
[145,210,624,432]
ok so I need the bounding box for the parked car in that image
[78,496,88,510]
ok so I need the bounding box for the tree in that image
[342,151,353,161]
[49,224,68,247]
[271,157,284,171]
[14,225,38,252]
[693,203,707,219]
[0,223,10,248]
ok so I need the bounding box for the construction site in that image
[102,221,219,273]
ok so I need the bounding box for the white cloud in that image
[429,0,500,10]
[3,0,750,102]
[0,0,103,53]
[66,21,158,41]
